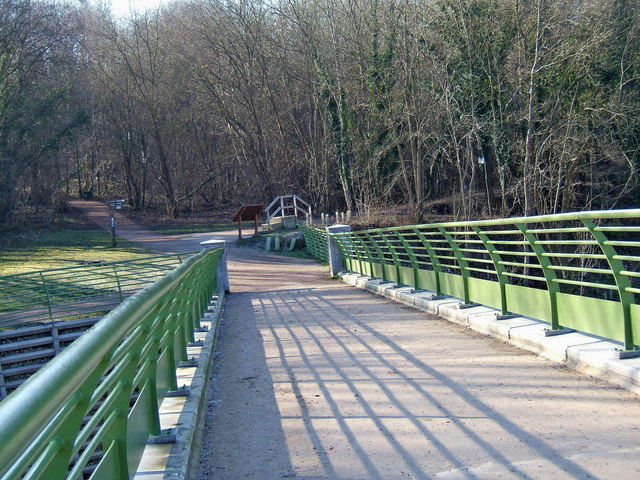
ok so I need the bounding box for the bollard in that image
[275,233,280,251]
[326,224,351,277]
[200,239,230,293]
[266,237,272,251]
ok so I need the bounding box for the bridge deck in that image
[70,200,640,479]
[198,245,640,480]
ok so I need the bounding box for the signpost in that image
[105,198,125,247]
[232,204,264,240]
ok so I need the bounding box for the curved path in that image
[74,201,640,479]
[70,199,249,253]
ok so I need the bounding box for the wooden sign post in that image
[231,204,265,240]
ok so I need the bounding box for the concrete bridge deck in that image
[70,201,640,479]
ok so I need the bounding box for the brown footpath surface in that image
[71,201,640,479]
[200,247,640,480]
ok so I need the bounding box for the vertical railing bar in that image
[378,231,404,285]
[112,264,123,302]
[397,230,420,290]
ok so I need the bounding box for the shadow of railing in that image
[246,285,603,479]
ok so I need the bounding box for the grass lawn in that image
[0,215,154,275]
[123,206,255,235]
[146,221,254,235]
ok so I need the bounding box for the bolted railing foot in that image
[496,314,521,321]
[431,294,451,300]
[178,358,199,368]
[166,386,190,397]
[615,349,640,360]
[459,302,481,310]
[148,428,177,444]
[544,327,576,337]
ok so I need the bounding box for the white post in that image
[200,239,229,294]
[327,224,351,277]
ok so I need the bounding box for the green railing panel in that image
[127,380,156,477]
[0,247,223,480]
[299,225,329,262]
[416,269,438,293]
[505,284,552,324]
[467,277,503,312]
[90,441,119,480]
[556,293,623,343]
[439,272,466,301]
[329,209,640,351]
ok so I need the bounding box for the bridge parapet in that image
[302,209,640,354]
[0,246,225,480]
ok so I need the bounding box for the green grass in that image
[0,225,154,276]
[147,221,254,235]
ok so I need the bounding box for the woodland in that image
[0,0,639,228]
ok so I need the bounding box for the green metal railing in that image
[0,253,194,329]
[326,210,640,351]
[299,225,329,262]
[0,247,224,480]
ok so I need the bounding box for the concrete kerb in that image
[339,272,640,396]
[134,290,225,480]
[173,291,225,480]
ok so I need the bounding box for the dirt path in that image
[72,201,640,479]
[70,200,253,253]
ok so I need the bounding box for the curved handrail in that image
[0,247,223,480]
[318,209,640,352]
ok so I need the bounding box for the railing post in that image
[39,272,53,323]
[327,224,351,276]
[472,226,509,315]
[516,223,561,331]
[363,232,389,281]
[581,218,637,352]
[412,228,443,296]
[377,231,404,285]
[397,230,421,290]
[353,233,378,278]
[438,227,472,304]
[112,264,123,302]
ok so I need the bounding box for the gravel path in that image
[72,200,640,479]
[70,199,249,253]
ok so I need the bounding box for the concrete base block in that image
[387,286,413,301]
[355,276,372,288]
